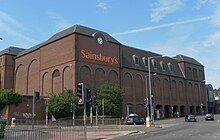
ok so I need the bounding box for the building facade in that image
[0,25,207,121]
[205,84,215,114]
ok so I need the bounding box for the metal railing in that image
[8,117,122,127]
[0,117,123,140]
[0,126,84,140]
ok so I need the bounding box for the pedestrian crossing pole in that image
[84,85,87,139]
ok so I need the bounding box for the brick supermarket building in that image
[0,25,207,121]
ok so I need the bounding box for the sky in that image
[0,0,220,89]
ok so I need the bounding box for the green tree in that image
[0,89,22,106]
[214,87,220,96]
[96,82,123,117]
[48,89,80,118]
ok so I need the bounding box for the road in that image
[114,115,220,140]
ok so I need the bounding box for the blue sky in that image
[0,0,220,88]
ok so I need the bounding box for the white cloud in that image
[112,16,211,36]
[203,31,220,48]
[0,11,38,45]
[47,12,72,31]
[211,5,220,27]
[0,11,23,28]
[147,42,200,58]
[96,0,109,11]
[184,46,199,54]
[205,67,220,88]
[150,0,184,22]
[194,0,220,10]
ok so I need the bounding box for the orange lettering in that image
[81,50,86,58]
[80,50,119,65]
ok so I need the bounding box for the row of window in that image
[132,55,173,72]
[186,67,204,81]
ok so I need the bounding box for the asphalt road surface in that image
[115,115,220,140]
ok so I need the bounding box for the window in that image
[53,69,60,77]
[198,70,204,81]
[142,57,148,67]
[152,59,157,69]
[160,61,165,70]
[193,68,198,81]
[186,67,192,79]
[126,105,133,116]
[168,63,173,71]
[132,55,139,65]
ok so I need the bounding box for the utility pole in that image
[147,55,165,125]
[145,76,150,118]
[148,57,154,125]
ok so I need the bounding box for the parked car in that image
[185,114,197,122]
[205,114,214,120]
[125,114,145,125]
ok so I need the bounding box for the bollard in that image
[145,117,150,127]
[11,117,16,127]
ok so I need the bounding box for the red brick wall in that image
[15,34,76,96]
[0,55,15,89]
[75,34,120,92]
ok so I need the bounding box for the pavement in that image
[86,124,162,140]
[87,130,140,140]
[86,118,183,139]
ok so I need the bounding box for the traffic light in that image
[34,91,40,102]
[70,103,73,112]
[144,98,149,108]
[70,103,76,112]
[152,97,154,104]
[77,83,84,104]
[144,99,146,108]
[86,88,92,106]
[92,95,97,108]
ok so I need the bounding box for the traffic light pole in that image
[77,83,88,139]
[90,106,93,127]
[83,85,87,139]
[45,98,50,127]
[72,103,75,126]
[32,90,35,131]
[96,105,98,129]
[102,98,104,125]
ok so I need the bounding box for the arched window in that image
[198,70,204,81]
[160,61,165,70]
[132,55,139,66]
[53,70,60,77]
[168,63,173,72]
[193,68,198,81]
[142,57,148,67]
[152,59,157,69]
[52,69,61,93]
[186,67,192,79]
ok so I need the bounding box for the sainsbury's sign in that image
[80,50,119,65]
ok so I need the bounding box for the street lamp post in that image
[148,57,154,125]
[147,55,165,125]
[145,76,149,118]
